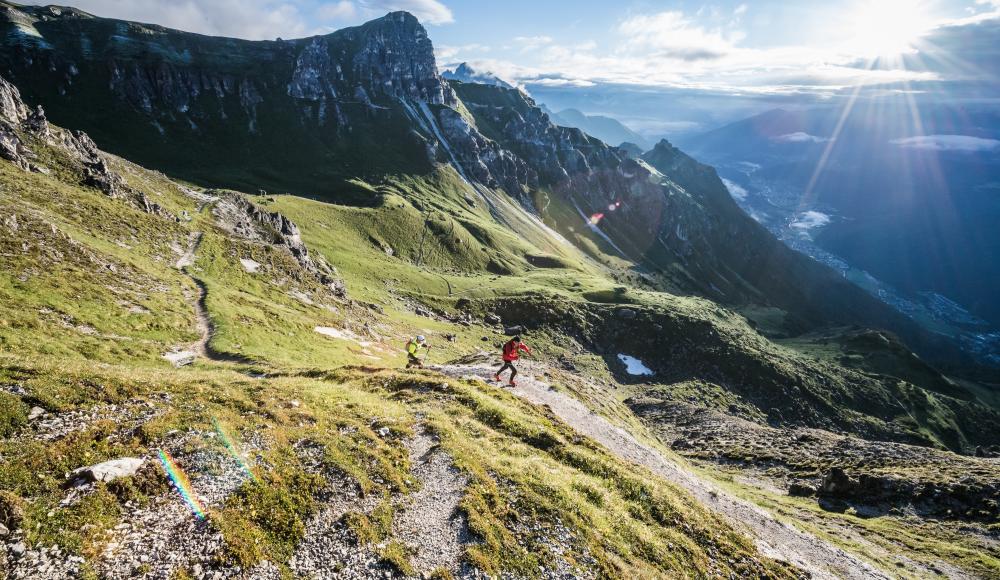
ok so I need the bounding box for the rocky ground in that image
[1,412,490,579]
[2,423,264,580]
[628,397,1000,521]
[290,426,479,579]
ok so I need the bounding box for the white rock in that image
[28,406,45,421]
[239,258,261,273]
[72,457,145,483]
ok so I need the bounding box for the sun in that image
[849,0,934,57]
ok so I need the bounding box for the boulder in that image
[504,325,524,336]
[0,490,24,529]
[616,308,637,320]
[27,406,45,421]
[788,482,818,497]
[820,467,858,497]
[71,457,145,484]
[10,541,25,558]
[485,313,501,325]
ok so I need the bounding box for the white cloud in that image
[891,135,1000,152]
[790,211,831,230]
[317,1,357,20]
[59,0,316,40]
[774,132,830,143]
[457,5,944,97]
[527,77,596,87]
[514,35,554,53]
[618,11,738,61]
[721,178,748,200]
[436,43,490,61]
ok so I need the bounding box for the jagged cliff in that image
[0,5,445,192]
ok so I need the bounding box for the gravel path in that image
[291,428,476,579]
[394,428,471,576]
[165,231,207,366]
[435,360,892,580]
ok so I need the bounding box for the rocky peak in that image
[344,11,454,105]
[641,139,737,209]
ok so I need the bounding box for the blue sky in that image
[43,0,1000,131]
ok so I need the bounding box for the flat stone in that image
[28,406,45,421]
[72,457,145,484]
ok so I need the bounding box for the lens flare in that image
[157,449,206,520]
[213,418,257,482]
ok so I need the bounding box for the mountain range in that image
[1,4,999,578]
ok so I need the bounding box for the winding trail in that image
[176,231,210,358]
[435,361,891,580]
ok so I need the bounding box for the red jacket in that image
[502,340,530,362]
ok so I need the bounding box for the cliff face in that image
[0,6,448,192]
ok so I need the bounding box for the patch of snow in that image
[314,326,371,347]
[239,258,261,273]
[617,354,653,376]
[721,178,748,201]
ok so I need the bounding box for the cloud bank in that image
[774,132,831,144]
[891,135,1000,152]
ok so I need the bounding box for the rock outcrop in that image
[213,192,346,296]
[0,75,37,171]
[0,73,167,215]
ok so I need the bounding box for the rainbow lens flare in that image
[157,449,206,520]
[213,418,257,482]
